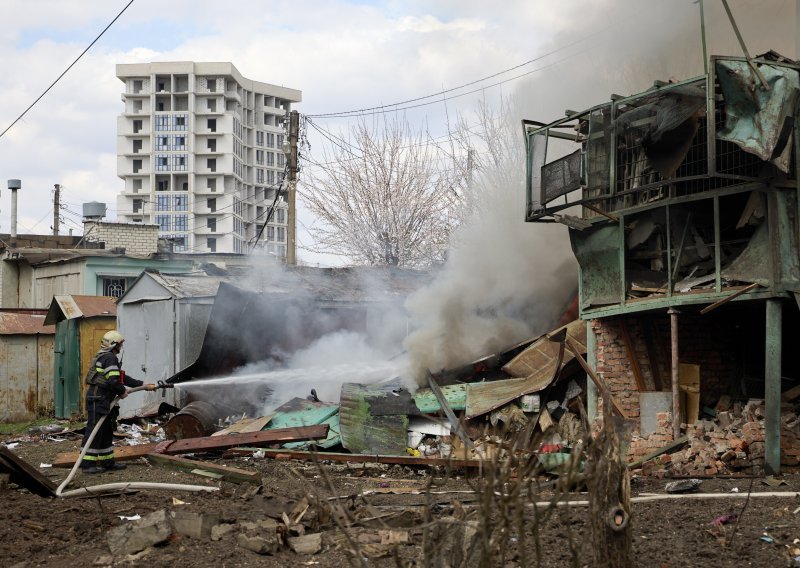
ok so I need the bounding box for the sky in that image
[0,0,796,266]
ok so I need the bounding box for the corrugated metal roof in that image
[44,295,117,324]
[338,383,410,455]
[0,312,55,335]
[464,319,588,419]
[147,272,224,298]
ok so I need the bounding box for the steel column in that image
[586,319,598,422]
[668,307,681,440]
[765,298,782,475]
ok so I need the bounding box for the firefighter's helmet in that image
[101,330,125,349]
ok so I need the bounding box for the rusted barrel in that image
[165,401,219,440]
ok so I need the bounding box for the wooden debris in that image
[0,446,56,497]
[239,448,483,468]
[53,424,329,468]
[566,337,628,419]
[700,282,761,315]
[146,454,260,484]
[627,436,688,470]
[620,322,647,391]
[212,415,274,436]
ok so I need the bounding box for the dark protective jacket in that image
[85,350,143,415]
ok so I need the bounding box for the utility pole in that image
[286,110,300,266]
[53,184,61,236]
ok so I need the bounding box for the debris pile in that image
[632,396,800,477]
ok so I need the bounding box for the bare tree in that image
[300,116,467,267]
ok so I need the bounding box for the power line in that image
[306,36,590,119]
[0,0,136,140]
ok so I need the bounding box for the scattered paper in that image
[3,442,19,449]
[730,487,739,493]
[119,515,141,521]
[39,463,52,468]
[172,497,188,505]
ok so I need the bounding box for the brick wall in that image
[83,221,159,256]
[593,311,740,438]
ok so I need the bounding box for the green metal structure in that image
[523,52,800,474]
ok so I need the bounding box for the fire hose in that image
[56,382,219,498]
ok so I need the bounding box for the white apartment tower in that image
[116,62,302,256]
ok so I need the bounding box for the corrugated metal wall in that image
[0,334,55,422]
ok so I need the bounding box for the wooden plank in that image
[54,425,328,468]
[565,337,629,419]
[229,448,484,468]
[146,453,260,484]
[626,436,688,470]
[211,415,273,437]
[0,447,56,497]
[781,384,800,402]
[53,443,161,467]
[699,282,760,315]
[640,320,663,391]
[165,424,329,454]
[620,321,647,391]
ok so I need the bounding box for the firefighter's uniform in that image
[79,348,143,471]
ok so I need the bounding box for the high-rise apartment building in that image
[115,62,301,256]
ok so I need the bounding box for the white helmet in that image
[101,330,125,349]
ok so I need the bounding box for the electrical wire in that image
[0,0,136,140]
[306,35,591,118]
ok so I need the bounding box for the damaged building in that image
[523,51,800,474]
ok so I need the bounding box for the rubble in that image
[107,510,172,557]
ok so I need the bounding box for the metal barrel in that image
[164,401,219,440]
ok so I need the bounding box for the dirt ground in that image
[3,435,800,567]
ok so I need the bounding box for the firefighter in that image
[79,330,156,474]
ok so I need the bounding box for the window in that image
[133,100,142,113]
[207,237,216,252]
[155,215,170,231]
[207,218,217,232]
[132,179,142,193]
[173,215,188,231]
[156,101,165,112]
[156,195,170,211]
[267,170,275,184]
[174,136,186,150]
[155,115,169,131]
[256,169,264,183]
[173,195,188,211]
[157,81,166,92]
[207,139,216,152]
[157,179,169,191]
[266,152,275,166]
[277,153,285,167]
[256,150,264,165]
[266,133,275,148]
[133,119,142,134]
[207,78,217,93]
[156,136,169,150]
[103,277,128,298]
[207,159,216,172]
[256,131,264,146]
[156,155,169,171]
[133,199,143,213]
[277,244,286,258]
[277,227,286,242]
[173,114,187,130]
[276,208,285,224]
[133,80,143,94]
[133,159,142,173]
[207,178,217,191]
[277,134,284,148]
[207,98,216,112]
[267,226,275,241]
[207,118,216,132]
[133,139,142,153]
[173,154,187,171]
[207,198,216,212]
